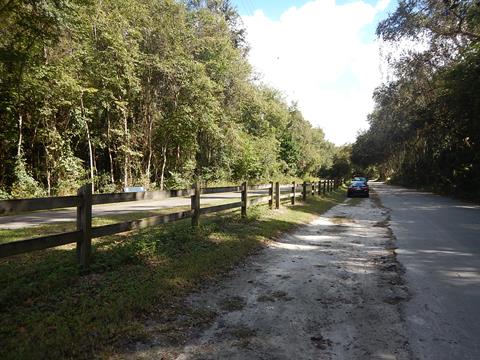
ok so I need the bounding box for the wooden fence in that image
[0,179,341,268]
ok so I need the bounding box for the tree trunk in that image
[176,145,180,168]
[124,156,128,188]
[106,112,115,184]
[160,145,167,190]
[80,94,95,193]
[85,122,95,193]
[17,114,23,158]
[47,170,51,196]
[45,145,51,196]
[146,113,153,181]
[123,110,129,188]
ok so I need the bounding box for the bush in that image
[54,151,86,195]
[137,174,155,191]
[94,172,117,193]
[165,171,193,190]
[0,188,11,200]
[10,158,46,199]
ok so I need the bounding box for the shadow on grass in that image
[0,190,345,359]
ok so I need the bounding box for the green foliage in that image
[279,133,301,176]
[10,158,46,199]
[94,172,117,194]
[0,189,11,200]
[54,147,86,195]
[354,1,480,200]
[0,0,338,198]
[329,146,353,180]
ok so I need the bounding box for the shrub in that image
[10,158,46,199]
[94,172,117,193]
[0,188,11,200]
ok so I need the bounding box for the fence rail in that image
[0,179,341,267]
[91,210,193,238]
[0,196,81,215]
[0,231,82,258]
[91,189,195,205]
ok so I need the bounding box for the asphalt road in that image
[373,182,480,360]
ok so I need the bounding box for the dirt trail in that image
[123,195,411,360]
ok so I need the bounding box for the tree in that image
[353,0,480,199]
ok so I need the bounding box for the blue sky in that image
[234,0,396,19]
[233,0,398,41]
[231,0,399,144]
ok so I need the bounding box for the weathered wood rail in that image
[0,179,341,268]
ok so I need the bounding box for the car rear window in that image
[351,181,366,186]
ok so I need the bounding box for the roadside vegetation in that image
[351,1,480,200]
[0,190,345,359]
[0,0,350,200]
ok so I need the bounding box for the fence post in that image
[303,181,307,201]
[191,182,200,227]
[311,182,315,196]
[269,181,274,209]
[322,180,326,195]
[77,184,92,269]
[318,180,321,195]
[275,182,280,209]
[291,181,296,205]
[241,181,247,218]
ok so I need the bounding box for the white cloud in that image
[242,0,391,145]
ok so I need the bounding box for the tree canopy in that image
[0,0,338,198]
[352,0,480,200]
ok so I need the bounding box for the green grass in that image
[0,189,345,359]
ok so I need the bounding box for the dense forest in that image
[0,0,339,199]
[352,0,480,200]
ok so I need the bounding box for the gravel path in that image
[122,194,411,360]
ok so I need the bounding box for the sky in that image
[231,0,398,145]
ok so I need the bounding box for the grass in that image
[0,189,345,359]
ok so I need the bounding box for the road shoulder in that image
[120,194,412,360]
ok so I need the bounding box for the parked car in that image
[347,180,369,197]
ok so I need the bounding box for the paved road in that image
[373,182,480,360]
[0,188,293,229]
